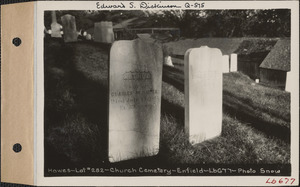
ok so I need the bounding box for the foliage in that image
[45,9,290,37]
[151,9,291,38]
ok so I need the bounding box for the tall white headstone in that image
[109,39,163,162]
[185,46,223,145]
[50,11,62,38]
[285,71,291,92]
[222,55,230,73]
[230,53,238,72]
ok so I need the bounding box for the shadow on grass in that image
[69,66,109,159]
[44,40,110,172]
[161,98,184,129]
[224,89,290,123]
[223,92,290,143]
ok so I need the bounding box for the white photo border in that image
[36,1,299,186]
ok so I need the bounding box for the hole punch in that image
[12,37,21,47]
[13,143,22,153]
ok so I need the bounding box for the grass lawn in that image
[44,39,290,174]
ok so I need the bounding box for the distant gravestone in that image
[164,56,174,67]
[230,53,238,72]
[137,33,152,40]
[50,11,62,38]
[285,71,291,92]
[86,34,92,40]
[94,22,114,43]
[184,46,223,145]
[61,14,78,42]
[222,55,230,73]
[109,39,163,162]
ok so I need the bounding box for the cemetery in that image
[44,10,291,176]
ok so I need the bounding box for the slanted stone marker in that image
[230,53,238,72]
[61,14,78,42]
[94,21,114,43]
[50,11,62,38]
[164,56,174,67]
[109,39,163,162]
[222,55,229,73]
[184,46,223,144]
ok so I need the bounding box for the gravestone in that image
[222,55,229,73]
[94,22,114,43]
[184,46,223,145]
[137,33,152,40]
[61,14,78,42]
[164,56,174,67]
[109,39,163,162]
[86,34,92,40]
[230,53,238,72]
[50,11,62,38]
[285,71,291,92]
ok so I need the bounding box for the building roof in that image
[164,38,245,56]
[259,39,290,71]
[234,38,278,55]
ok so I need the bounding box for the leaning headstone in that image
[109,39,163,162]
[285,71,291,92]
[164,56,174,67]
[61,14,78,42]
[94,21,114,43]
[222,55,230,73]
[50,11,62,38]
[230,53,238,72]
[184,46,223,145]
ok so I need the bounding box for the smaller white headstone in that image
[185,46,223,145]
[230,53,238,72]
[164,56,174,67]
[83,31,87,37]
[222,55,230,73]
[255,79,259,83]
[285,71,291,92]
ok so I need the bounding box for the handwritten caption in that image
[47,167,282,175]
[96,1,205,10]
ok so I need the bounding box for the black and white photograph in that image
[43,7,292,178]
